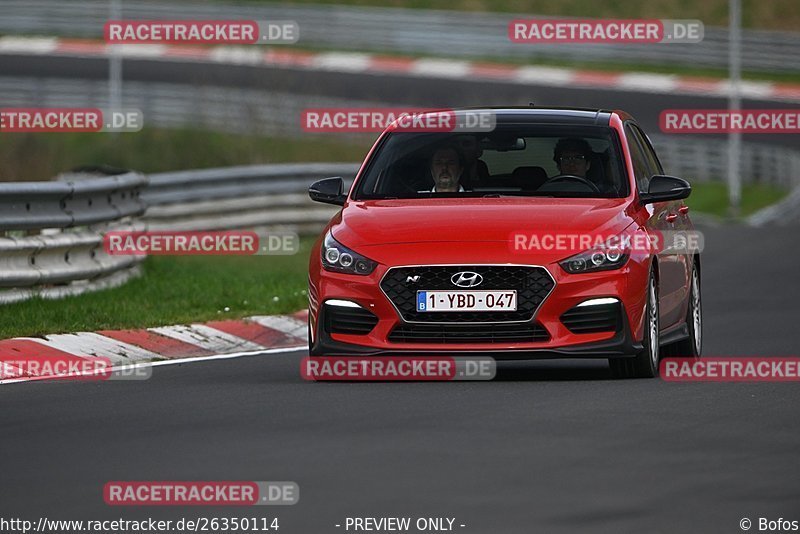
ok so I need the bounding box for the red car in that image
[307,108,702,378]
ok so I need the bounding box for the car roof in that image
[429,107,634,126]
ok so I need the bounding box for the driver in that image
[553,137,592,178]
[420,144,466,193]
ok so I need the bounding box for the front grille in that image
[560,302,621,334]
[388,322,550,343]
[324,305,379,335]
[380,265,554,323]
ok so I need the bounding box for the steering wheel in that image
[542,174,601,193]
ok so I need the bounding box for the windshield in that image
[353,124,629,200]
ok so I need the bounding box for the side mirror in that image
[309,177,346,206]
[640,175,691,204]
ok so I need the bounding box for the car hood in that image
[331,198,638,265]
[334,198,635,245]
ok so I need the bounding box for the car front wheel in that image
[664,262,702,359]
[610,269,660,379]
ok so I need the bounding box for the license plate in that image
[416,290,517,312]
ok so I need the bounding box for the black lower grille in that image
[380,265,554,323]
[560,302,621,334]
[388,323,550,343]
[324,305,378,335]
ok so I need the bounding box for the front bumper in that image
[309,256,650,360]
[312,306,642,359]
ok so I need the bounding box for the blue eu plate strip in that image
[417,291,427,311]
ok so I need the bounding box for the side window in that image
[624,124,652,192]
[632,125,664,176]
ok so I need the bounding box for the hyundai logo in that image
[451,271,483,288]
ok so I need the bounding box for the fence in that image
[1,0,799,73]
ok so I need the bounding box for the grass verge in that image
[0,238,314,339]
[687,181,787,217]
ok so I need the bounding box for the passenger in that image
[455,135,489,187]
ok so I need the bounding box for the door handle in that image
[679,206,690,215]
[666,213,678,223]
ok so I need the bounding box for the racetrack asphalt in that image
[2,223,799,534]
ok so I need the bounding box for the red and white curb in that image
[0,310,309,384]
[1,36,799,103]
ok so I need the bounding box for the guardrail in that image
[1,0,799,73]
[0,171,148,304]
[143,163,358,233]
[0,164,356,305]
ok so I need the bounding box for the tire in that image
[610,269,660,379]
[664,263,702,359]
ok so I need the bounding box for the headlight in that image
[559,241,629,274]
[322,231,377,275]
